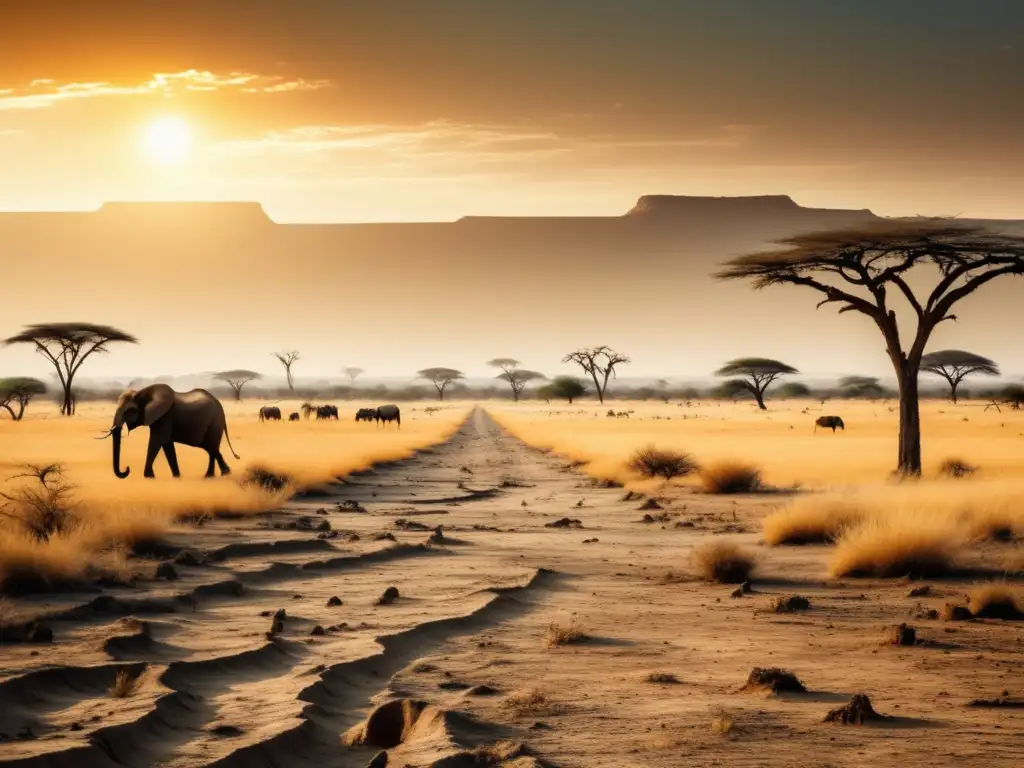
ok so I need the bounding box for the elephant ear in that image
[142,386,175,427]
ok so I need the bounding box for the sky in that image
[1,1,1023,222]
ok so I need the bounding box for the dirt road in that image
[1,408,1020,767]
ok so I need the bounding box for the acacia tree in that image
[839,376,887,400]
[714,358,797,410]
[717,220,1024,475]
[487,358,545,402]
[214,369,261,401]
[540,376,587,404]
[344,367,365,387]
[272,350,300,393]
[920,350,999,404]
[3,323,137,416]
[562,346,629,404]
[0,378,47,421]
[417,367,464,401]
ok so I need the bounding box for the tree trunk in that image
[233,386,242,401]
[61,384,73,416]
[896,370,923,476]
[753,389,767,410]
[949,380,959,404]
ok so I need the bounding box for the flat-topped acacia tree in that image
[714,358,797,410]
[562,346,630,404]
[417,367,464,401]
[920,349,999,404]
[0,377,47,421]
[3,323,137,416]
[717,220,1024,476]
[487,358,545,402]
[214,370,261,401]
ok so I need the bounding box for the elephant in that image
[814,415,845,433]
[288,412,300,421]
[375,404,401,428]
[259,405,282,422]
[355,408,376,422]
[103,384,240,479]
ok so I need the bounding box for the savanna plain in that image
[1,396,1022,767]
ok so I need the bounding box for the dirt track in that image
[1,408,1021,767]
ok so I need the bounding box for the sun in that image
[144,117,191,165]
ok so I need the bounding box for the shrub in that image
[110,668,144,698]
[240,466,292,494]
[829,514,962,578]
[692,541,755,583]
[939,458,977,479]
[627,446,700,482]
[763,499,867,546]
[700,462,763,494]
[545,616,588,647]
[0,464,77,541]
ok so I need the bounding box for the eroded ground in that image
[1,409,1021,767]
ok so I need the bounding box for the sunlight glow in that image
[144,117,191,165]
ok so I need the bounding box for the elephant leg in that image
[144,433,162,478]
[163,442,181,478]
[215,453,231,476]
[204,452,217,478]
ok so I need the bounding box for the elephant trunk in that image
[112,427,131,479]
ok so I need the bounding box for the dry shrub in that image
[692,541,756,583]
[700,462,763,494]
[968,584,1024,619]
[939,458,977,479]
[627,446,700,482]
[763,498,867,546]
[110,668,144,698]
[545,616,588,647]
[829,513,962,578]
[645,671,680,684]
[504,688,561,717]
[741,667,807,694]
[0,464,76,541]
[240,466,293,494]
[710,708,735,734]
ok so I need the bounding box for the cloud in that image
[0,70,333,110]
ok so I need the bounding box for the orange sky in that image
[2,1,1023,221]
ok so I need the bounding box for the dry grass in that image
[939,457,978,479]
[627,446,700,482]
[700,461,763,494]
[110,668,144,698]
[645,671,680,684]
[968,583,1023,619]
[692,541,756,583]
[710,708,735,734]
[763,498,867,546]
[503,688,563,717]
[0,400,466,591]
[829,512,963,578]
[545,616,588,647]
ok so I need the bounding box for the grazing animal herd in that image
[262,402,400,428]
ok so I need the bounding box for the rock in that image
[273,608,288,621]
[155,563,179,581]
[173,550,205,567]
[740,581,753,594]
[310,625,326,636]
[270,619,285,635]
[367,750,389,768]
[316,520,332,531]
[465,684,500,696]
[942,604,972,621]
[377,586,400,605]
[428,526,445,544]
[730,587,744,598]
[771,595,811,613]
[908,585,933,597]
[887,623,916,646]
[824,693,886,724]
[639,498,662,510]
[327,596,343,607]
[375,532,397,542]
[544,517,583,529]
[741,667,807,694]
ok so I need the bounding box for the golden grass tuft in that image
[710,708,735,734]
[692,541,756,583]
[544,616,588,647]
[968,583,1024,619]
[829,512,963,578]
[626,445,700,482]
[699,461,763,494]
[763,498,868,546]
[503,688,563,717]
[110,668,144,698]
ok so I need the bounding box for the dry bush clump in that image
[627,446,700,482]
[700,462,763,494]
[110,668,144,698]
[645,671,680,684]
[545,616,588,647]
[829,514,963,578]
[740,667,807,694]
[939,458,977,479]
[240,466,293,494]
[0,464,76,541]
[692,541,756,583]
[710,708,735,734]
[504,688,562,717]
[763,498,867,546]
[968,584,1024,620]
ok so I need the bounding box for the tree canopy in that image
[3,323,137,416]
[344,367,365,385]
[562,346,629,404]
[417,367,464,401]
[921,349,999,403]
[717,220,1024,474]
[714,357,797,410]
[214,369,262,400]
[0,377,47,421]
[539,376,588,404]
[487,358,545,401]
[838,375,887,399]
